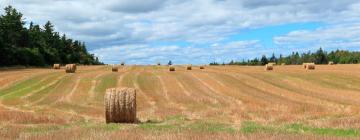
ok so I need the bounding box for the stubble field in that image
[1,65,360,139]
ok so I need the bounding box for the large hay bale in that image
[65,64,76,73]
[105,88,136,123]
[53,64,60,69]
[112,65,118,72]
[306,63,315,70]
[328,61,334,65]
[187,65,192,70]
[169,66,175,71]
[200,66,205,69]
[265,64,273,71]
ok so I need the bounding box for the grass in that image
[240,121,360,137]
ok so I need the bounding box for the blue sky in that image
[2,0,360,64]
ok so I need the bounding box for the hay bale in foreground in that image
[187,65,192,70]
[169,66,175,71]
[265,64,273,71]
[306,63,315,70]
[65,64,76,73]
[328,61,334,65]
[105,88,136,123]
[53,64,60,69]
[200,66,205,69]
[112,65,118,72]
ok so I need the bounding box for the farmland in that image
[0,65,360,139]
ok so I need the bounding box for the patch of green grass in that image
[187,121,236,133]
[240,121,275,133]
[25,125,64,134]
[240,121,360,137]
[284,123,360,137]
[80,123,124,131]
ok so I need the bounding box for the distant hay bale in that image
[328,61,334,65]
[105,88,137,123]
[53,64,60,69]
[157,63,161,66]
[265,64,273,71]
[200,66,205,69]
[281,63,286,66]
[112,65,118,72]
[187,65,192,70]
[306,63,315,70]
[169,66,175,71]
[65,64,76,73]
[121,62,125,66]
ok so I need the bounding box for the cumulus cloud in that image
[2,0,360,63]
[274,23,360,51]
[90,40,263,64]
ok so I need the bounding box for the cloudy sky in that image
[1,0,360,64]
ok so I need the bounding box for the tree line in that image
[0,6,102,67]
[210,48,360,66]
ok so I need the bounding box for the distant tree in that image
[0,6,102,66]
[260,55,268,65]
[168,60,172,65]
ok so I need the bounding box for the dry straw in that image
[53,64,60,69]
[265,64,273,71]
[104,88,137,123]
[65,64,76,73]
[200,66,205,69]
[169,66,175,71]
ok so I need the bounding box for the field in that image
[1,65,360,139]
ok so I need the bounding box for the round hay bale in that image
[53,64,60,69]
[169,66,175,71]
[105,88,136,123]
[200,66,205,69]
[121,62,125,66]
[65,64,76,73]
[157,63,161,66]
[265,64,273,71]
[281,63,285,66]
[187,66,192,70]
[328,61,334,65]
[112,65,118,72]
[306,63,315,70]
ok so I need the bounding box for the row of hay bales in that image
[53,64,77,73]
[168,65,205,72]
[265,62,317,71]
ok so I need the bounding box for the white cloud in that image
[274,23,360,51]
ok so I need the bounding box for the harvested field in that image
[1,65,360,139]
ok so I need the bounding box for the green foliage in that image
[0,6,102,66]
[215,48,360,66]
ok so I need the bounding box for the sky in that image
[1,0,360,64]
